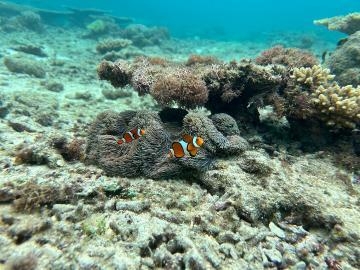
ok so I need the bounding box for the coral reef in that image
[312,83,360,128]
[150,68,208,108]
[290,65,335,88]
[85,109,246,179]
[97,57,284,115]
[325,31,360,86]
[97,56,360,132]
[85,19,109,36]
[96,38,132,54]
[4,55,46,78]
[255,46,319,68]
[121,24,170,47]
[9,11,44,32]
[314,12,360,35]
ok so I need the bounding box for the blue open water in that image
[10,0,360,41]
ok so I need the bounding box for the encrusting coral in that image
[314,12,360,35]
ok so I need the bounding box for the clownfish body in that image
[116,128,145,145]
[168,134,204,158]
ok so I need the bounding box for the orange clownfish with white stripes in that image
[116,127,145,145]
[168,134,204,158]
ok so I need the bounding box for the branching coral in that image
[291,65,335,88]
[312,83,360,128]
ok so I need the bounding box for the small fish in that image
[168,134,204,158]
[116,128,145,145]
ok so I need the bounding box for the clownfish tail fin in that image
[117,138,125,145]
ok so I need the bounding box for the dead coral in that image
[121,24,169,47]
[186,54,220,66]
[314,12,360,35]
[96,38,132,54]
[255,46,319,68]
[5,252,38,270]
[12,181,78,212]
[97,60,132,88]
[4,55,46,78]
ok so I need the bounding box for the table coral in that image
[314,12,360,35]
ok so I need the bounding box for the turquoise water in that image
[11,0,360,40]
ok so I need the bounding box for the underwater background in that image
[0,0,360,269]
[10,0,360,40]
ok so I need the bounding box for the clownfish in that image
[116,128,145,145]
[168,134,204,158]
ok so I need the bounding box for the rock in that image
[263,248,283,265]
[115,200,150,213]
[4,55,46,78]
[326,31,360,86]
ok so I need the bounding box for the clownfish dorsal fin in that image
[182,134,193,143]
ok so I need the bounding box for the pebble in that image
[263,248,283,264]
[269,222,286,239]
[294,261,307,270]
